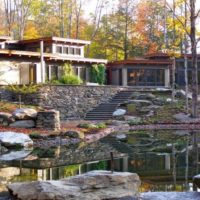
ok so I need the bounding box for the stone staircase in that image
[84,90,134,121]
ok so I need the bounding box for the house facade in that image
[107,53,171,87]
[107,53,200,88]
[0,36,107,85]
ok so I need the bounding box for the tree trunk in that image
[190,0,198,118]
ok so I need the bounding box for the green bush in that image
[59,74,83,85]
[96,123,107,129]
[78,123,106,129]
[90,64,106,85]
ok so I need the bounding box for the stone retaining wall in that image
[38,85,122,119]
[0,87,13,101]
[0,85,123,119]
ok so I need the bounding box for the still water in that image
[0,130,199,194]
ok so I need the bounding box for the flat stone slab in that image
[140,192,200,200]
[8,171,141,200]
[0,132,33,149]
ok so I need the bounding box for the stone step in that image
[84,89,134,120]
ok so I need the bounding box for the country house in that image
[107,53,200,87]
[0,36,107,85]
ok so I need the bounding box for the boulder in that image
[125,116,142,125]
[136,93,156,101]
[116,134,128,142]
[125,116,141,122]
[175,89,192,99]
[0,112,14,126]
[9,120,35,128]
[61,131,84,139]
[8,170,141,200]
[152,98,166,106]
[113,109,126,117]
[138,107,152,115]
[0,150,31,161]
[0,132,33,149]
[13,108,37,120]
[127,100,152,107]
[173,113,191,123]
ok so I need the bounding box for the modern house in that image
[107,53,200,88]
[0,36,107,85]
[107,53,171,87]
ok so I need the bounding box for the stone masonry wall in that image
[0,87,13,101]
[0,85,123,119]
[38,85,122,119]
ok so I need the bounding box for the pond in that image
[0,129,199,197]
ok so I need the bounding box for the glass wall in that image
[127,68,165,86]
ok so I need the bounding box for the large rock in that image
[0,132,33,149]
[136,93,156,101]
[127,100,152,107]
[0,150,31,161]
[8,170,141,200]
[13,108,37,120]
[9,120,35,128]
[113,109,126,117]
[0,112,14,126]
[116,134,128,142]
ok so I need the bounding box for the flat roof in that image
[0,36,12,42]
[144,52,170,59]
[0,49,107,64]
[17,37,91,46]
[108,59,172,66]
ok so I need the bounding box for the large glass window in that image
[127,68,165,86]
[56,46,62,53]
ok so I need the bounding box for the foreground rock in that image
[9,120,35,128]
[0,132,33,149]
[8,170,141,200]
[0,112,14,126]
[0,150,31,161]
[12,108,37,120]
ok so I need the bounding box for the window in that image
[127,68,165,86]
[69,47,75,55]
[63,46,68,54]
[75,48,81,55]
[56,46,62,53]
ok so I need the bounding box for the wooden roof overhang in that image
[0,49,107,65]
[17,37,91,46]
[144,52,170,59]
[107,59,172,69]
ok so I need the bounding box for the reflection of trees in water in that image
[185,136,189,190]
[191,131,199,191]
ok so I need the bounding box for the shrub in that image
[6,83,41,94]
[59,74,83,85]
[90,64,106,85]
[96,123,107,129]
